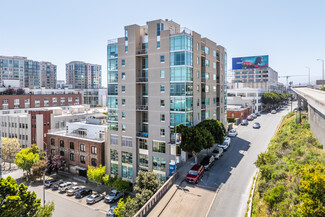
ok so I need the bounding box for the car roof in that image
[190,164,202,171]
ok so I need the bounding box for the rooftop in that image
[47,130,105,143]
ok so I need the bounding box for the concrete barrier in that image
[133,172,178,217]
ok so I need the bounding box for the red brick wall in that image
[29,110,53,149]
[227,107,252,121]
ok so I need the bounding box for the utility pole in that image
[317,59,324,88]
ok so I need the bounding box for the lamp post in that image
[316,59,324,88]
[305,66,310,85]
[43,141,48,205]
[172,122,187,172]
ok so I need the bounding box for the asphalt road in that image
[207,106,292,217]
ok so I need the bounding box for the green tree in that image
[36,201,55,217]
[296,162,325,216]
[32,160,47,179]
[197,127,214,153]
[180,127,204,164]
[114,197,138,217]
[1,137,21,171]
[197,119,225,144]
[87,165,106,185]
[14,147,40,176]
[0,176,41,217]
[134,170,161,194]
[113,177,133,194]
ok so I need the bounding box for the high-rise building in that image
[106,19,227,181]
[66,61,102,89]
[0,56,57,89]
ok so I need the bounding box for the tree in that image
[14,147,40,176]
[87,165,106,185]
[180,127,205,164]
[197,127,214,153]
[32,160,47,179]
[0,176,41,217]
[134,170,161,194]
[113,177,133,194]
[114,197,138,217]
[197,119,225,145]
[46,155,65,174]
[36,201,55,217]
[296,162,325,216]
[1,137,21,170]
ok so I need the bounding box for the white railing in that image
[133,172,178,217]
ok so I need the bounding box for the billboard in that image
[232,55,269,70]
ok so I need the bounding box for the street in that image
[150,105,292,217]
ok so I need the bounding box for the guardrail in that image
[133,172,178,217]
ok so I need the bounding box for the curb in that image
[204,183,223,217]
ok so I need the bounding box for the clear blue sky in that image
[1,0,324,86]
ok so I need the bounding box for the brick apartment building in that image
[227,105,252,121]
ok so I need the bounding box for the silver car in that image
[105,190,123,203]
[66,186,84,196]
[212,147,223,160]
[218,140,230,151]
[107,205,117,217]
[59,182,77,193]
[86,193,104,204]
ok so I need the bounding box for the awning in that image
[75,166,87,171]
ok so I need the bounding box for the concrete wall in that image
[308,104,325,149]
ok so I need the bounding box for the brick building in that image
[227,105,252,121]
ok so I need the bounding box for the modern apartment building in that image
[66,61,102,89]
[0,56,57,89]
[106,19,227,181]
[47,114,106,177]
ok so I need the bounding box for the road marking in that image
[205,183,223,217]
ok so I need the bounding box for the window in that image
[139,154,148,167]
[122,59,125,66]
[91,158,97,167]
[122,112,126,118]
[160,100,165,107]
[122,99,126,105]
[138,139,148,150]
[197,42,199,51]
[160,70,165,78]
[122,165,133,179]
[157,41,160,49]
[213,74,216,80]
[91,146,97,154]
[122,137,132,147]
[51,138,55,146]
[110,135,118,146]
[111,149,118,161]
[70,153,75,161]
[60,151,64,156]
[197,57,199,65]
[60,140,64,147]
[51,149,55,155]
[160,114,165,122]
[70,142,74,149]
[111,163,118,175]
[160,85,165,92]
[197,71,199,79]
[125,45,128,53]
[160,55,165,63]
[157,23,163,36]
[153,141,166,153]
[121,86,125,92]
[125,29,128,41]
[213,62,216,69]
[213,86,217,92]
[213,50,217,57]
[80,144,85,152]
[121,73,126,80]
[80,156,85,164]
[122,125,126,131]
[160,129,165,136]
[153,157,166,171]
[205,85,210,92]
[122,151,133,164]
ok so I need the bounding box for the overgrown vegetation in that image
[261,92,291,110]
[252,113,325,216]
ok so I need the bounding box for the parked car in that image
[86,193,104,204]
[256,112,261,116]
[251,114,257,119]
[51,180,64,190]
[185,164,204,184]
[241,119,248,126]
[212,147,223,160]
[271,110,276,114]
[44,179,59,188]
[247,115,254,121]
[59,182,77,193]
[107,205,117,217]
[200,155,215,170]
[218,140,231,151]
[75,188,92,199]
[228,129,237,137]
[224,136,231,144]
[66,186,84,196]
[105,190,123,203]
[253,122,261,129]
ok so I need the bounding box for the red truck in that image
[185,164,204,184]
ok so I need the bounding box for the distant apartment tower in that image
[66,61,102,89]
[231,55,281,92]
[0,56,57,89]
[106,19,227,181]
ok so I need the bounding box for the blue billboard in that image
[232,55,269,70]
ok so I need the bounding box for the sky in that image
[1,0,325,87]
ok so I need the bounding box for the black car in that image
[200,155,215,170]
[44,179,59,188]
[75,188,92,198]
[51,180,64,190]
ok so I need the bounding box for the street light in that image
[305,66,311,85]
[316,59,324,88]
[171,122,187,172]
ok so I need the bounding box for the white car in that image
[58,182,77,192]
[218,140,230,151]
[105,189,123,203]
[271,110,276,114]
[228,129,237,137]
[224,136,231,144]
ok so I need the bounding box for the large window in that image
[122,165,133,179]
[80,144,85,152]
[60,140,64,147]
[110,135,118,146]
[91,146,97,154]
[111,149,118,161]
[51,138,55,146]
[80,156,85,164]
[107,44,118,58]
[122,151,132,164]
[70,153,75,161]
[170,51,193,66]
[91,158,97,167]
[139,154,148,167]
[138,139,148,150]
[153,157,166,171]
[122,137,132,147]
[170,97,193,112]
[111,162,118,175]
[170,67,193,81]
[170,35,193,51]
[170,83,193,96]
[153,141,166,153]
[70,142,74,150]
